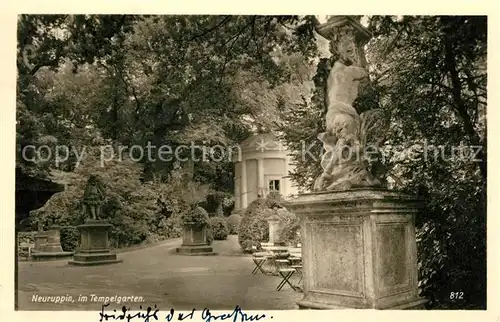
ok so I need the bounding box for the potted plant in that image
[179,182,211,246]
[181,205,212,246]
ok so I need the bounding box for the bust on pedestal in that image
[68,175,122,266]
[284,16,427,310]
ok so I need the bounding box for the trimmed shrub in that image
[276,209,301,246]
[226,214,242,234]
[60,226,80,251]
[210,216,229,240]
[158,216,183,239]
[265,191,285,208]
[181,206,211,227]
[238,197,277,252]
[206,224,214,245]
[17,231,36,245]
[17,231,36,259]
[181,205,213,245]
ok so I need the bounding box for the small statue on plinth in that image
[82,175,105,220]
[312,16,389,192]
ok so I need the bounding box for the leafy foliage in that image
[17,15,320,188]
[206,225,214,245]
[17,231,37,259]
[182,206,211,228]
[29,151,194,247]
[237,193,290,252]
[17,231,36,245]
[276,209,301,246]
[280,15,486,309]
[16,15,486,309]
[366,16,486,309]
[226,214,242,234]
[17,14,321,252]
[209,217,230,240]
[264,191,286,208]
[60,226,79,251]
[201,191,234,216]
[278,57,329,189]
[237,198,274,252]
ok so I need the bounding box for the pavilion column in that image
[282,157,288,197]
[257,158,265,197]
[241,159,248,208]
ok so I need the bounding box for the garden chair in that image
[251,243,289,275]
[261,245,289,275]
[251,244,276,275]
[289,255,303,292]
[251,250,271,275]
[275,258,297,291]
[18,242,34,260]
[286,247,303,291]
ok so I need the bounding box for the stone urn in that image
[176,206,216,256]
[182,222,209,246]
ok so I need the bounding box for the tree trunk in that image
[442,36,486,180]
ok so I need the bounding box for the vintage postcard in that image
[1,1,499,322]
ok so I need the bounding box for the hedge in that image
[226,214,242,234]
[210,216,229,240]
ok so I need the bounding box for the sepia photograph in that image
[14,14,487,313]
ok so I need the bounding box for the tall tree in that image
[280,15,487,309]
[16,15,320,189]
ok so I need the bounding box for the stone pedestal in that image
[176,224,216,256]
[43,225,64,252]
[32,226,73,261]
[33,232,48,252]
[285,189,427,310]
[68,219,122,266]
[267,215,281,245]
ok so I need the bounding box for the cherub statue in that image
[313,57,388,191]
[82,175,105,220]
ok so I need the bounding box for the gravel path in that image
[17,235,302,311]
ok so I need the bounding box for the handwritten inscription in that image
[99,304,272,322]
[99,303,159,322]
[201,306,269,322]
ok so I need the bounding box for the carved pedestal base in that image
[176,225,217,256]
[176,245,217,256]
[285,189,427,310]
[33,232,47,253]
[32,226,73,261]
[68,219,122,266]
